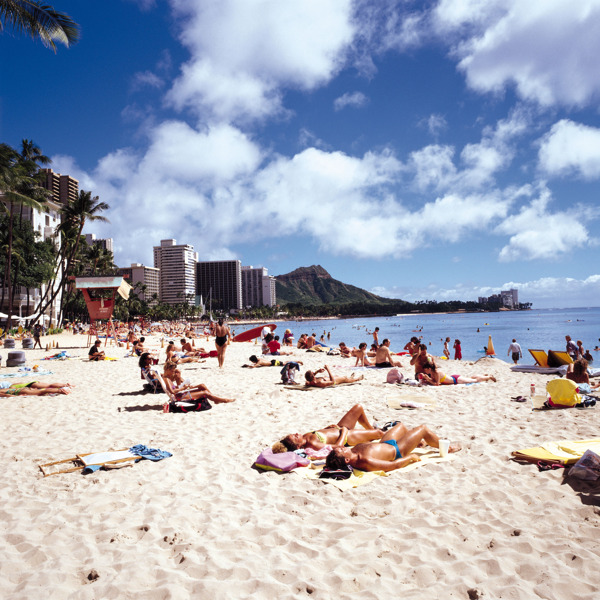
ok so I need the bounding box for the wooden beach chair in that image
[39,449,138,476]
[547,350,573,367]
[528,349,549,367]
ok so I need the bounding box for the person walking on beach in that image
[507,339,522,364]
[32,323,42,349]
[443,337,450,359]
[214,318,230,368]
[453,339,462,360]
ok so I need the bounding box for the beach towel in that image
[253,448,310,472]
[294,448,454,490]
[546,379,580,407]
[0,370,53,378]
[511,439,600,465]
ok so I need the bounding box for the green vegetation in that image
[275,265,531,317]
[0,0,80,51]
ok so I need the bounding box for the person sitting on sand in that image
[0,381,73,396]
[338,342,352,357]
[181,338,206,356]
[305,334,316,349]
[282,329,294,346]
[374,339,403,368]
[419,362,496,385]
[88,340,105,361]
[353,342,372,366]
[297,334,308,349]
[410,344,436,376]
[324,422,461,472]
[166,342,202,364]
[267,335,293,356]
[566,358,593,385]
[305,365,364,388]
[163,361,235,403]
[272,404,384,453]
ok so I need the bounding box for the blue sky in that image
[2,0,600,308]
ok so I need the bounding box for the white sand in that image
[0,333,599,599]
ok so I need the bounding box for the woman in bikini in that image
[214,318,230,368]
[165,342,202,364]
[162,361,235,403]
[0,381,73,396]
[304,365,364,387]
[272,404,384,453]
[419,362,496,385]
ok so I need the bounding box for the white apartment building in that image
[117,263,160,305]
[242,266,276,307]
[153,239,198,305]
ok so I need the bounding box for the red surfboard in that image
[232,323,277,343]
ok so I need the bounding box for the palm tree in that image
[33,189,109,325]
[0,142,50,330]
[0,0,80,51]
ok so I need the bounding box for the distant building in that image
[117,263,160,305]
[40,168,78,206]
[242,266,277,307]
[85,233,114,254]
[153,239,198,305]
[479,288,519,309]
[0,192,63,324]
[196,260,242,313]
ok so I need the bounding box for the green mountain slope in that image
[275,265,394,306]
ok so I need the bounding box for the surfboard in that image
[232,323,277,343]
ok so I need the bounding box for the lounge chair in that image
[39,449,138,476]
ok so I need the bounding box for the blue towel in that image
[129,444,172,461]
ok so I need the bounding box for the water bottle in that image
[530,383,536,398]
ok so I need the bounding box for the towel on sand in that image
[294,448,455,490]
[512,438,600,465]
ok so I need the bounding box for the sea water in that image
[232,307,600,362]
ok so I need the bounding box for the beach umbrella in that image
[486,335,496,355]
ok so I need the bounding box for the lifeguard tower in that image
[75,277,132,346]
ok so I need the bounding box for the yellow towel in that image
[294,448,454,490]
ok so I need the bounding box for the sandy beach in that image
[0,332,599,599]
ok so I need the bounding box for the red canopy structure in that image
[75,277,132,345]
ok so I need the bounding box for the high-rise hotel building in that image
[242,266,276,307]
[117,263,160,305]
[153,239,198,305]
[40,168,79,206]
[196,260,242,312]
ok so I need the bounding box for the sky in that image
[2,0,600,309]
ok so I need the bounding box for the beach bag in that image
[386,368,404,384]
[280,362,300,384]
[253,448,309,473]
[169,397,212,413]
[546,379,580,407]
[569,450,600,481]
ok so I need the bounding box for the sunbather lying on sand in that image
[163,361,235,403]
[245,355,303,368]
[305,365,364,387]
[272,404,384,453]
[325,422,461,472]
[419,362,496,385]
[0,381,73,396]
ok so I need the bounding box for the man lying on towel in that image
[305,365,364,387]
[325,423,461,472]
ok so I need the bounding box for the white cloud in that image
[433,0,600,108]
[131,71,164,91]
[166,0,355,122]
[495,186,592,261]
[371,274,600,308]
[538,119,600,180]
[333,91,369,111]
[421,114,447,137]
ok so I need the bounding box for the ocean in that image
[231,307,600,362]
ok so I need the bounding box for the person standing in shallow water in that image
[453,339,462,360]
[214,318,230,368]
[507,339,522,365]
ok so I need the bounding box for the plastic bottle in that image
[530,383,536,397]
